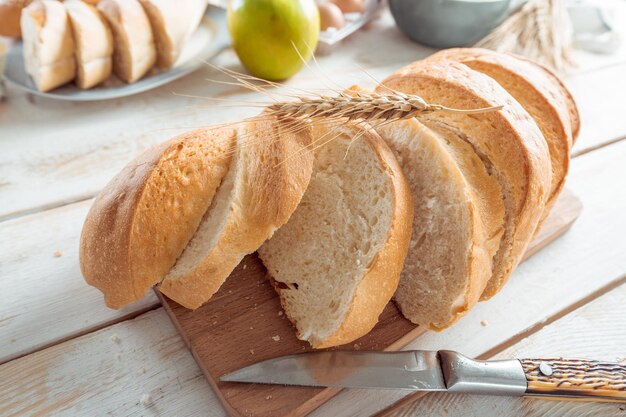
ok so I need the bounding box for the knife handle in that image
[520,358,626,402]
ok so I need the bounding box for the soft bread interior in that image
[139,0,206,68]
[259,125,396,346]
[21,0,76,91]
[65,0,113,89]
[97,0,156,83]
[375,119,490,329]
[165,142,239,280]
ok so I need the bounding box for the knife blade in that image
[221,350,626,402]
[221,350,446,390]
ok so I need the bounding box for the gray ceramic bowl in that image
[389,0,512,48]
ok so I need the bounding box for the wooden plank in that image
[388,283,626,417]
[2,10,625,222]
[570,63,626,156]
[159,189,580,417]
[0,308,227,417]
[0,199,159,364]
[308,139,626,417]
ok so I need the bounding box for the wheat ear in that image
[266,90,502,125]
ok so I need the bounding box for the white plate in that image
[3,7,229,102]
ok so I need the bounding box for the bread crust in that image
[80,127,235,308]
[158,116,315,309]
[311,124,413,348]
[427,48,572,229]
[0,0,30,37]
[381,60,551,300]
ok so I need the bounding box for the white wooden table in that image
[2,10,626,417]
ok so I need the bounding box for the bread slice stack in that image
[19,0,207,90]
[81,48,579,349]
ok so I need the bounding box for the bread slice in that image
[514,54,580,143]
[80,127,236,309]
[21,0,76,92]
[97,0,156,83]
[374,119,501,329]
[380,60,552,300]
[258,123,413,348]
[158,117,314,309]
[427,48,572,227]
[65,0,113,89]
[138,0,207,69]
[0,0,30,38]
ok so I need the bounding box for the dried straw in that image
[475,0,575,72]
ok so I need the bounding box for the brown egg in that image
[330,0,365,13]
[318,2,345,30]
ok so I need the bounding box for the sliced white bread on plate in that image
[159,117,314,309]
[380,60,552,302]
[97,0,156,83]
[65,0,113,89]
[427,48,573,228]
[258,123,413,348]
[138,0,207,69]
[21,0,76,92]
[81,127,237,309]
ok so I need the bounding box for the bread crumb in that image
[111,334,121,344]
[265,395,272,400]
[53,251,63,258]
[138,367,146,375]
[353,343,360,350]
[249,326,254,330]
[228,290,232,294]
[245,296,250,300]
[242,264,247,270]
[140,394,152,406]
[250,349,255,355]
[278,311,283,316]
[480,320,488,327]
[272,335,281,342]
[213,321,218,325]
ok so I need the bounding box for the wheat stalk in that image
[265,90,502,125]
[475,0,575,72]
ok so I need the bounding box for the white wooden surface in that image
[1,8,626,417]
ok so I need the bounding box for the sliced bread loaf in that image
[65,0,113,89]
[21,0,76,92]
[80,127,236,309]
[375,118,501,329]
[427,48,572,227]
[97,0,156,83]
[158,117,314,309]
[258,123,413,348]
[138,0,207,69]
[380,60,552,300]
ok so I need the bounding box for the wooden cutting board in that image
[159,189,582,417]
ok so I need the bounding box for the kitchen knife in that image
[221,350,626,402]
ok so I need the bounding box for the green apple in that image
[227,0,320,81]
